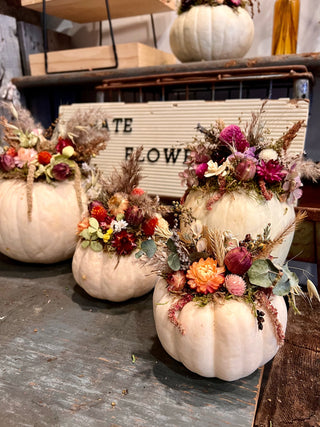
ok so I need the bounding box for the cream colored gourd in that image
[0,179,86,263]
[72,243,158,302]
[169,5,254,62]
[153,278,287,381]
[183,190,296,265]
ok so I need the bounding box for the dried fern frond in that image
[100,146,144,197]
[253,210,307,261]
[203,226,226,267]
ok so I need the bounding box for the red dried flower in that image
[90,205,108,223]
[142,217,159,236]
[256,160,286,183]
[55,137,75,154]
[125,205,144,226]
[38,151,52,165]
[131,188,145,196]
[6,147,17,157]
[112,230,137,255]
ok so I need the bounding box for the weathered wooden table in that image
[0,252,318,426]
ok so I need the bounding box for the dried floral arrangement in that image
[0,104,109,217]
[77,146,166,256]
[148,203,319,342]
[178,0,260,16]
[179,103,320,207]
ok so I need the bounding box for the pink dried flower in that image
[195,162,208,179]
[228,0,241,5]
[14,147,37,168]
[220,125,250,153]
[258,178,273,200]
[225,274,246,296]
[0,154,15,171]
[168,294,193,335]
[224,246,252,275]
[167,270,186,292]
[256,160,286,183]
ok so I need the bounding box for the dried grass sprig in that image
[245,100,267,147]
[253,210,307,261]
[276,120,304,153]
[295,158,320,182]
[203,226,226,267]
[26,163,36,221]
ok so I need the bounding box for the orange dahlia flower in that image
[186,258,225,294]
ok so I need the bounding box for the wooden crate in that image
[29,43,177,76]
[21,0,176,23]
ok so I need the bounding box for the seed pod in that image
[235,159,256,181]
[224,246,252,275]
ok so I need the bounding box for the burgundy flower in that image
[125,205,144,226]
[0,154,15,171]
[112,230,137,255]
[219,125,250,153]
[142,217,159,236]
[224,247,252,276]
[195,162,208,179]
[52,163,71,180]
[55,137,75,154]
[256,160,286,183]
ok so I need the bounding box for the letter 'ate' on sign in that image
[125,148,190,164]
[102,118,133,133]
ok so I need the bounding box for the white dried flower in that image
[259,148,278,162]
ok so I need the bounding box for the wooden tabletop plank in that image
[254,296,320,426]
[21,0,176,23]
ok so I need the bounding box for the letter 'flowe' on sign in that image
[125,147,190,164]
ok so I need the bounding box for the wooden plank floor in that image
[0,253,262,427]
[254,295,320,426]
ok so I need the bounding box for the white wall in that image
[63,0,320,58]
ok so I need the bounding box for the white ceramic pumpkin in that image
[153,278,287,381]
[183,190,296,265]
[72,243,158,302]
[169,5,254,62]
[0,179,87,263]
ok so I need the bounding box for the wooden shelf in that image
[21,0,176,23]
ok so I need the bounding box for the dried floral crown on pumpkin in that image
[180,103,320,207]
[0,104,109,184]
[178,0,260,16]
[147,203,319,340]
[77,146,166,256]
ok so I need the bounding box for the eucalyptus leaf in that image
[80,229,91,240]
[141,239,157,258]
[282,264,299,288]
[166,238,177,253]
[272,271,291,296]
[88,226,98,234]
[247,259,277,288]
[81,240,90,249]
[168,252,180,271]
[90,241,103,252]
[89,217,99,230]
[90,233,98,241]
[135,250,144,259]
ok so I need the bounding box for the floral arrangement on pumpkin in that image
[77,146,166,257]
[180,103,320,208]
[0,103,109,219]
[178,0,260,16]
[147,203,319,343]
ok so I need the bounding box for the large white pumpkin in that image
[169,5,254,62]
[0,179,87,263]
[183,190,296,265]
[72,243,158,302]
[153,278,287,381]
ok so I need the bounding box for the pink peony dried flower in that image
[219,125,250,153]
[14,147,37,168]
[167,270,186,292]
[256,160,286,183]
[225,274,246,296]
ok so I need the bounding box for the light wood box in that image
[29,43,177,76]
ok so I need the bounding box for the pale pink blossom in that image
[225,274,246,296]
[14,147,37,168]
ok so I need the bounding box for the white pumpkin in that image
[0,179,87,263]
[72,243,158,302]
[153,278,287,381]
[169,5,254,62]
[183,190,296,265]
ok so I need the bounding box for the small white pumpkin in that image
[183,190,296,265]
[169,5,254,62]
[72,243,158,302]
[0,179,86,263]
[153,278,287,381]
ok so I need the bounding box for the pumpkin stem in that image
[73,163,83,214]
[26,163,36,221]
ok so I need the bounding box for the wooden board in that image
[21,0,176,23]
[0,252,262,426]
[254,296,320,426]
[59,99,309,198]
[29,43,177,75]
